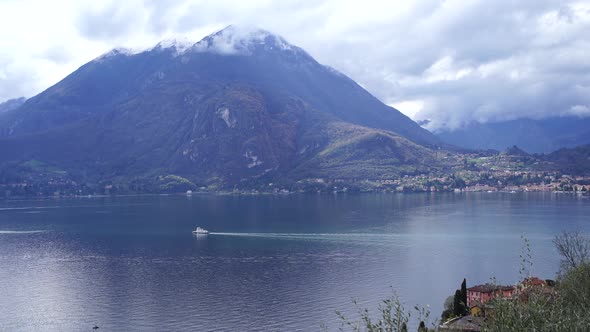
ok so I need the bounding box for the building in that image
[469,303,494,317]
[521,276,546,287]
[518,277,556,303]
[440,316,484,332]
[467,284,516,307]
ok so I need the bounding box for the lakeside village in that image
[1,169,589,198]
[362,171,590,194]
[1,150,589,197]
[439,277,555,332]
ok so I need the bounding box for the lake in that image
[0,193,589,331]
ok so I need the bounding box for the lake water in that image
[0,193,589,331]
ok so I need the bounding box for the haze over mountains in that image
[0,26,446,189]
[435,116,590,154]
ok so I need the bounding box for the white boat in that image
[192,227,209,235]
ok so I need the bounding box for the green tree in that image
[335,291,431,332]
[452,289,464,316]
[484,232,590,331]
[558,262,590,310]
[336,295,410,332]
[440,295,454,321]
[484,263,590,331]
[417,321,427,332]
[460,278,467,312]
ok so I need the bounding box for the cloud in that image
[568,104,590,116]
[0,0,589,133]
[191,25,296,55]
[75,3,147,41]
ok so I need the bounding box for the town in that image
[1,146,589,197]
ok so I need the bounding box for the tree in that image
[460,278,467,313]
[452,289,464,316]
[401,322,407,332]
[558,262,590,310]
[450,280,468,318]
[418,321,427,332]
[483,234,590,331]
[553,231,590,274]
[335,291,432,332]
[336,294,411,332]
[440,296,454,321]
[484,262,590,331]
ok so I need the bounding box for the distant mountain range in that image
[0,26,445,189]
[436,116,590,153]
[541,144,590,174]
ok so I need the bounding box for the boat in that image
[192,227,209,235]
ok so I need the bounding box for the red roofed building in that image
[467,284,516,307]
[518,277,556,303]
[521,277,546,287]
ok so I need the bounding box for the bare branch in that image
[553,231,590,273]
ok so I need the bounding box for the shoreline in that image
[0,189,587,202]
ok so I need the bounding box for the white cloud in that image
[568,105,590,116]
[191,25,294,55]
[390,100,425,119]
[0,0,589,131]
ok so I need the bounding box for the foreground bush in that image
[484,262,590,331]
[335,293,431,332]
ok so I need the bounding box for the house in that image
[518,277,556,303]
[467,284,516,307]
[469,303,494,317]
[440,316,484,331]
[521,276,546,287]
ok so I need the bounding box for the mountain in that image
[541,144,590,174]
[436,116,590,153]
[0,26,443,190]
[0,97,26,114]
[503,145,529,157]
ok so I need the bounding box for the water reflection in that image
[0,193,588,331]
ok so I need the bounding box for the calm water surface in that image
[0,193,589,331]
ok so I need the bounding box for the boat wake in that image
[207,232,409,245]
[211,232,367,237]
[0,207,58,211]
[0,230,48,234]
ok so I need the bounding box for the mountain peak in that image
[193,25,297,55]
[153,37,195,54]
[503,145,530,156]
[0,24,442,188]
[93,25,302,62]
[94,47,135,62]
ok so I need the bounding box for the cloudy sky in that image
[1,0,589,131]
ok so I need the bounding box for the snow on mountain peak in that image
[153,37,195,54]
[93,26,303,63]
[192,25,295,55]
[94,48,136,62]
